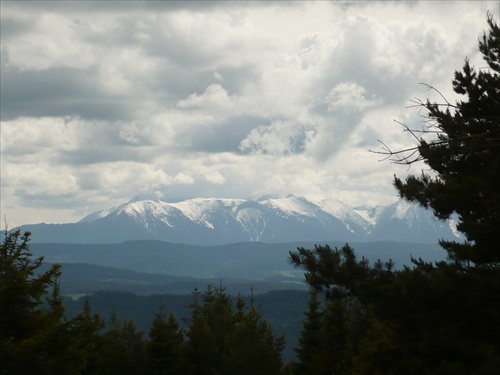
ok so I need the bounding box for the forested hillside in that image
[0,230,297,374]
[62,289,309,362]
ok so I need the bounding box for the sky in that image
[1,1,498,226]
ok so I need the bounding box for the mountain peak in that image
[256,193,288,201]
[23,195,463,245]
[128,191,168,204]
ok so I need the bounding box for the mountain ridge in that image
[17,195,461,245]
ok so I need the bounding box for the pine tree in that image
[183,284,286,375]
[99,316,146,375]
[0,230,61,340]
[146,307,184,375]
[225,303,285,375]
[390,14,500,268]
[69,296,106,375]
[31,279,89,375]
[319,298,352,375]
[0,230,65,374]
[294,289,324,375]
[183,286,225,375]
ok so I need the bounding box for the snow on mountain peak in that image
[79,209,108,223]
[393,200,411,220]
[72,194,462,244]
[113,200,181,228]
[166,198,244,229]
[259,195,319,217]
[319,198,353,218]
[319,198,373,232]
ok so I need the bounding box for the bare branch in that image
[372,82,500,166]
[419,83,459,109]
[369,140,424,165]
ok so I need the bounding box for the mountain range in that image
[18,194,461,245]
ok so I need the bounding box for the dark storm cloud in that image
[57,146,152,166]
[2,0,222,14]
[0,65,134,121]
[3,0,285,14]
[14,189,82,209]
[0,14,34,38]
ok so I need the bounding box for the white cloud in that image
[240,120,315,155]
[205,170,226,185]
[174,172,195,184]
[325,82,378,113]
[177,84,234,112]
[1,13,92,71]
[1,0,497,226]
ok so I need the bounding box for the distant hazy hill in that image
[19,194,461,245]
[31,240,446,283]
[38,262,307,296]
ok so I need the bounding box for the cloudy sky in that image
[1,1,497,226]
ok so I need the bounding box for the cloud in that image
[174,172,195,185]
[325,82,378,113]
[177,84,234,112]
[1,0,497,225]
[205,170,226,185]
[240,120,315,155]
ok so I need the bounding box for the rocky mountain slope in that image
[18,194,461,245]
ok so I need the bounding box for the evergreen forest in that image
[1,14,499,375]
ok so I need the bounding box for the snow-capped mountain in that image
[319,198,373,234]
[18,194,462,245]
[365,200,460,243]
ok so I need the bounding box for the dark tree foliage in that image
[294,290,323,375]
[0,230,65,374]
[99,317,147,375]
[225,302,285,375]
[69,297,106,375]
[146,308,184,375]
[388,14,499,267]
[184,285,285,375]
[290,15,500,375]
[294,288,366,375]
[0,231,106,374]
[0,230,61,340]
[290,244,500,374]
